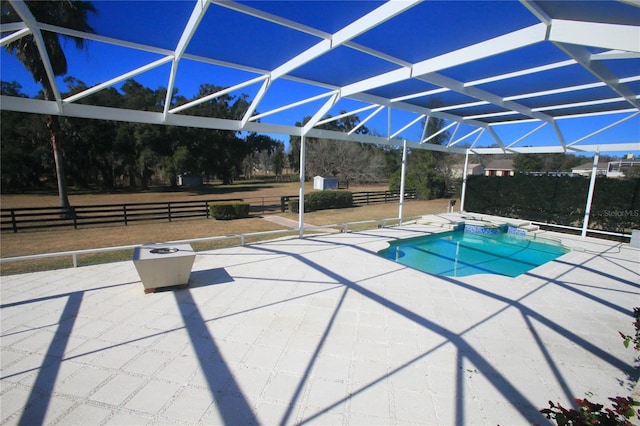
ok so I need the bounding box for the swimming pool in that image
[378,230,569,278]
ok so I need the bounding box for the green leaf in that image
[555,413,568,425]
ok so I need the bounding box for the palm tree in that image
[2,0,96,209]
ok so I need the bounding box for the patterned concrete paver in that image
[1,223,639,425]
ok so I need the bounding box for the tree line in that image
[1,75,462,201]
[1,79,287,190]
[1,77,406,190]
[6,76,630,201]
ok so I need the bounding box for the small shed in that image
[313,176,339,191]
[178,173,203,187]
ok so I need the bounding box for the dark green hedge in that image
[464,175,640,232]
[289,190,353,213]
[209,202,250,220]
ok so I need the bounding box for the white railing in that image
[0,216,422,269]
[530,221,632,239]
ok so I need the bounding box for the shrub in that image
[288,199,301,214]
[541,307,640,425]
[305,191,324,212]
[541,397,638,426]
[289,191,353,213]
[209,202,250,220]
[389,166,445,200]
[465,175,640,232]
[334,190,353,208]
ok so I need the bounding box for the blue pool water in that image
[379,230,568,278]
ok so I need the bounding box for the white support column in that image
[298,134,306,238]
[460,149,470,212]
[398,139,408,225]
[581,150,599,237]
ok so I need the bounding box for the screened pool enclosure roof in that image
[1,0,639,155]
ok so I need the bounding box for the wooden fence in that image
[280,189,417,212]
[1,190,417,233]
[1,197,284,233]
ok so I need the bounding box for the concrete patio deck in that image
[1,224,639,425]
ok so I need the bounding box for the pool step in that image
[415,213,541,234]
[416,213,464,229]
[519,224,540,232]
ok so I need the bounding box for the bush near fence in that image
[307,191,353,211]
[289,191,354,213]
[464,175,640,233]
[286,189,417,213]
[209,202,250,220]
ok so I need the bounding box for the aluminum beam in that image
[315,104,380,127]
[549,20,640,53]
[65,56,175,104]
[170,75,268,115]
[419,72,556,124]
[2,95,635,154]
[341,23,547,97]
[460,149,470,212]
[303,92,340,134]
[390,114,425,140]
[8,0,62,107]
[0,26,30,46]
[567,112,640,147]
[581,151,599,238]
[162,0,210,120]
[554,41,639,110]
[238,0,420,128]
[298,134,306,238]
[398,139,408,225]
[249,91,337,122]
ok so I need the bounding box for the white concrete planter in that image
[133,243,195,293]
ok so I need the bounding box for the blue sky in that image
[1,0,638,157]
